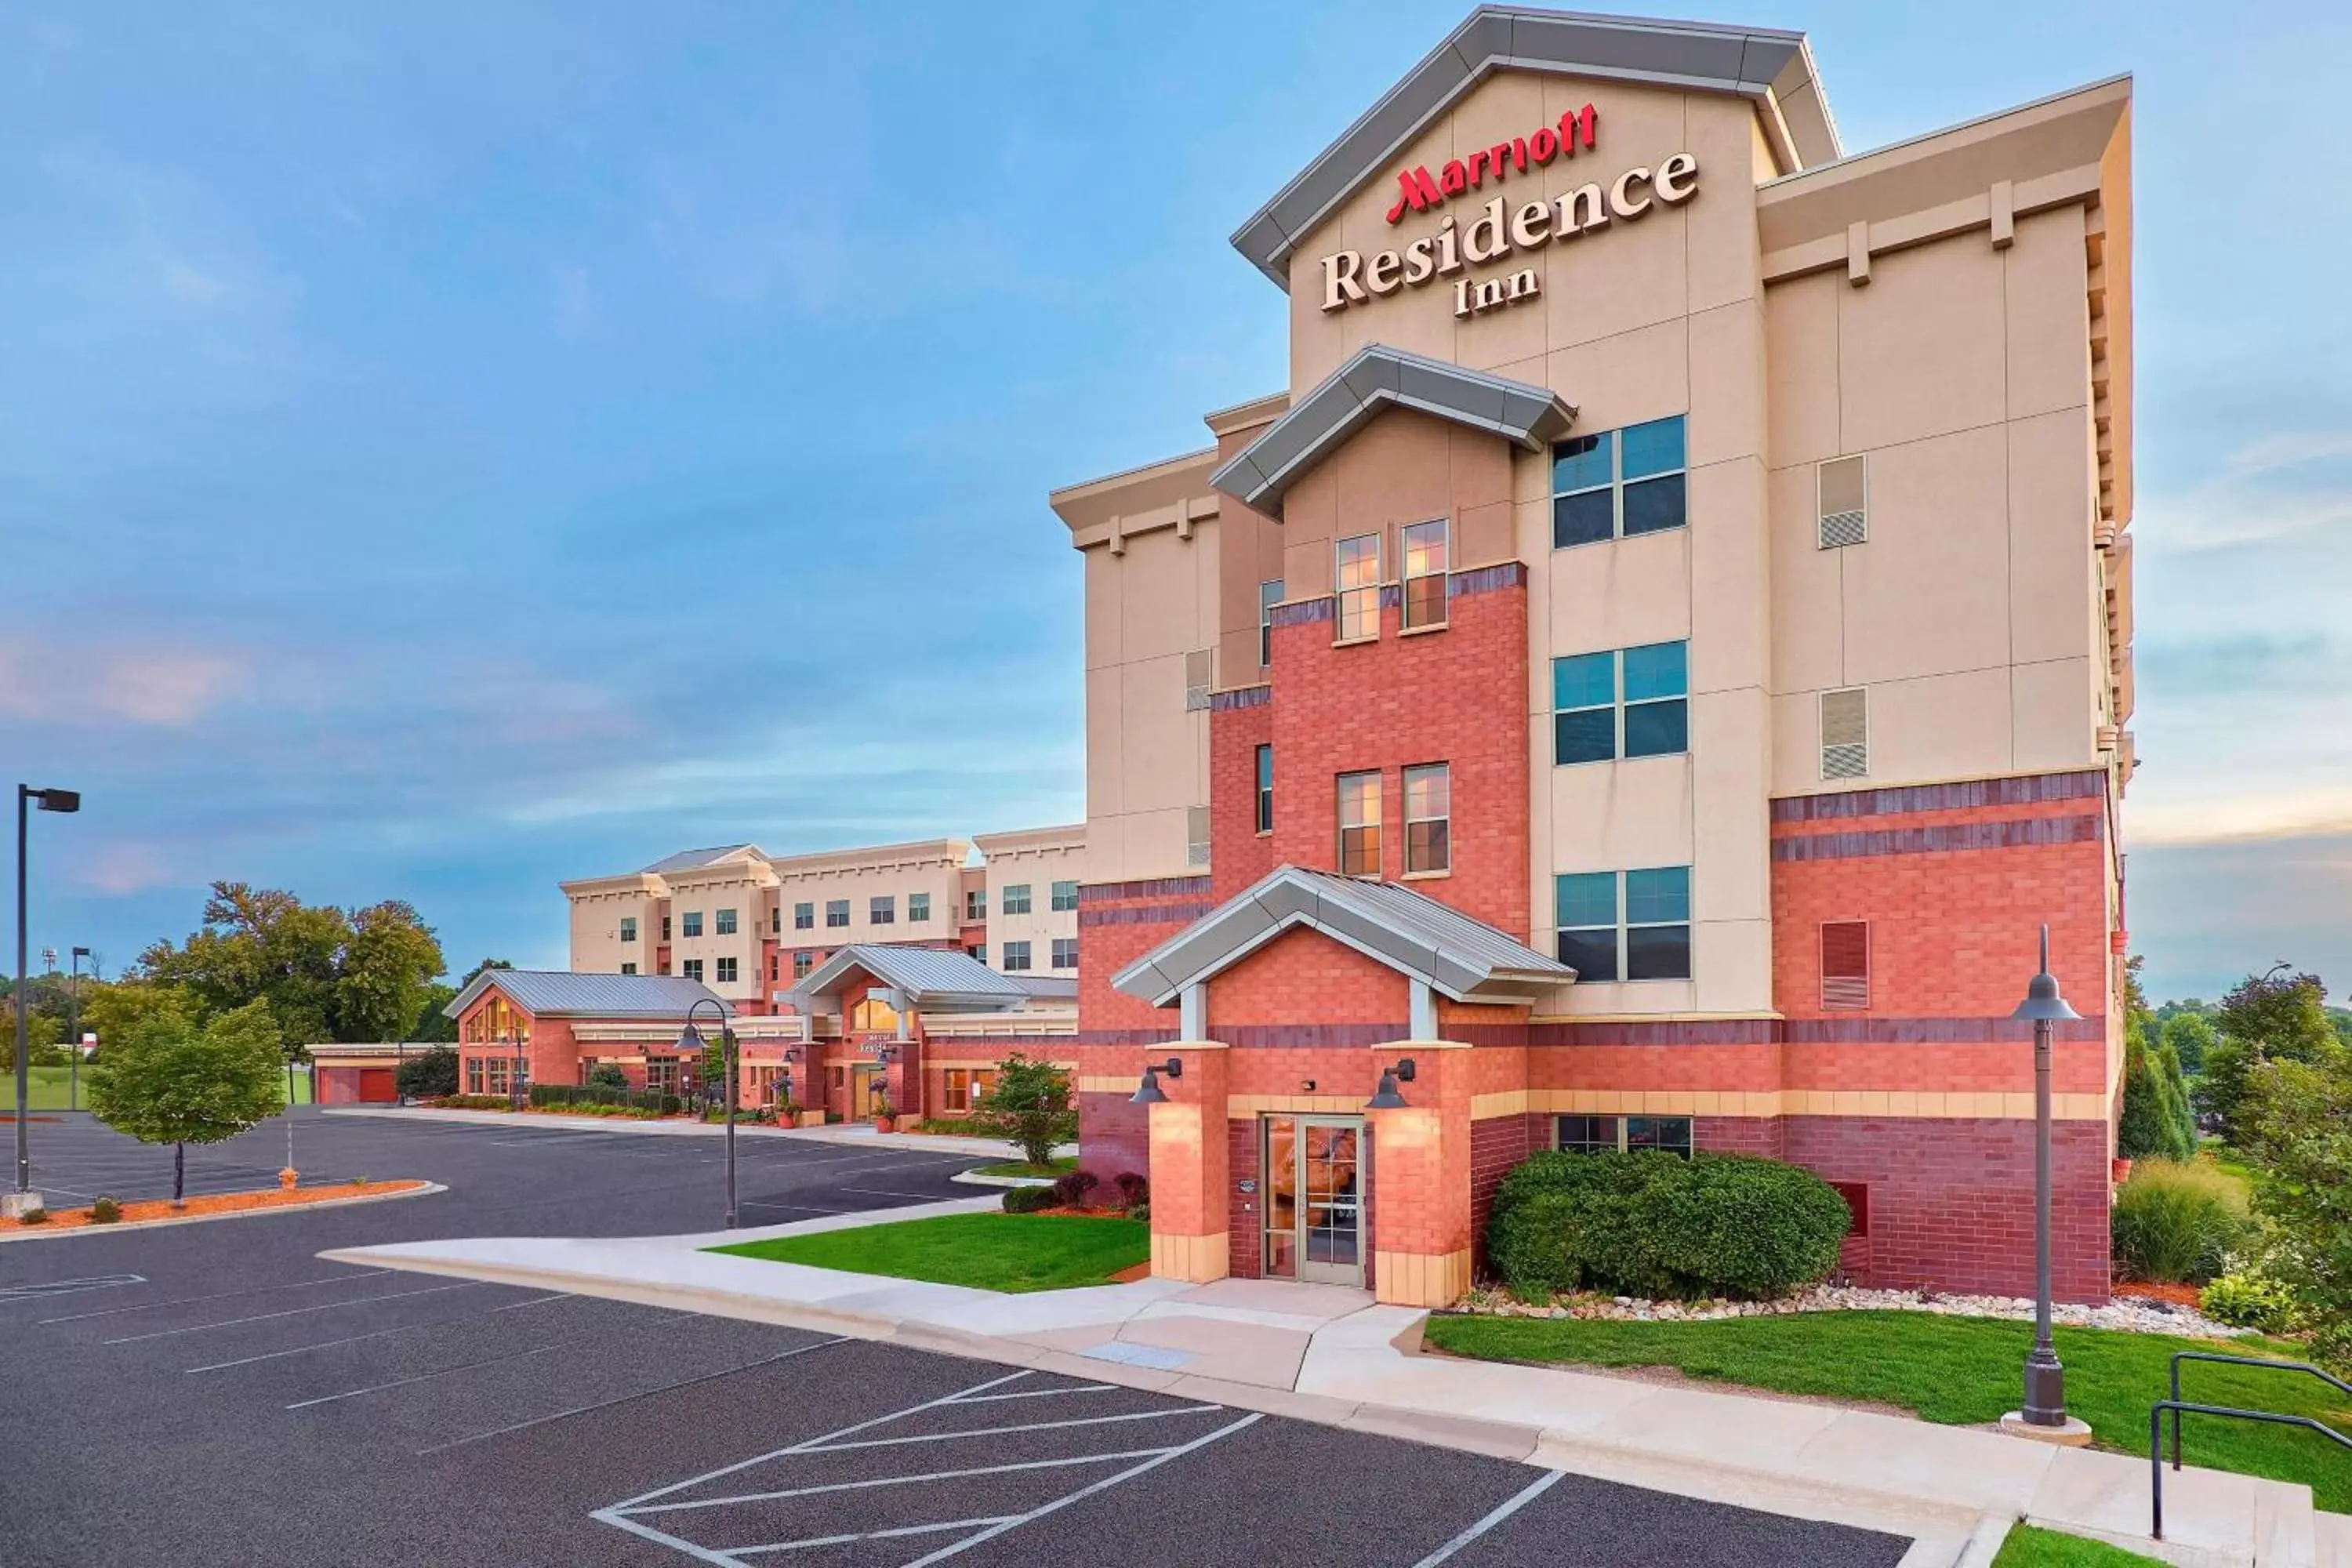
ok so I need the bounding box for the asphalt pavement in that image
[0,1109,1915,1567]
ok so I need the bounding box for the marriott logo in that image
[1385,103,1599,224]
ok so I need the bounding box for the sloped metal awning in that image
[788,945,1033,1014]
[1110,864,1576,1008]
[1207,344,1575,518]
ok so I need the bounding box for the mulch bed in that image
[9,1180,426,1231]
[0,1115,62,1123]
[2115,1281,2204,1308]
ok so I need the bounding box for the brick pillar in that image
[1366,1044,1472,1307]
[1146,1043,1231,1283]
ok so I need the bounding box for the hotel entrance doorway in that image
[1261,1115,1363,1287]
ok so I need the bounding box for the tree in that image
[2197,1036,2260,1145]
[86,997,285,1205]
[2161,1011,2215,1076]
[409,982,459,1043]
[586,1062,630,1094]
[2118,1022,2191,1161]
[2241,1045,2352,1369]
[395,1045,459,1100]
[2154,1036,2198,1156]
[137,883,448,1047]
[2217,966,2335,1062]
[459,957,515,988]
[976,1054,1077,1167]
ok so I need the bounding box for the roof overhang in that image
[788,945,1030,1015]
[1208,344,1574,517]
[1232,5,1838,288]
[1111,865,1576,1008]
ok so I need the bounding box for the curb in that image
[0,1181,447,1243]
[321,1107,1044,1160]
[950,1171,1056,1189]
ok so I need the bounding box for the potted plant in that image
[871,1097,897,1134]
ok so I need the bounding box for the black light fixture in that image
[679,996,739,1229]
[1130,1057,1183,1105]
[2008,924,2082,1436]
[1366,1057,1417,1109]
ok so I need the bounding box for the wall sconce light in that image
[1300,1080,1317,1093]
[1130,1057,1184,1105]
[1366,1057,1417,1110]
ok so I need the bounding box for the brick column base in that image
[1368,1096,1472,1308]
[1145,1044,1231,1284]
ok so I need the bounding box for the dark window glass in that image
[1556,927,1619,980]
[1624,924,1692,981]
[1552,488,1614,549]
[1556,1114,1619,1154]
[1623,699,1688,757]
[1555,707,1617,764]
[1405,819,1449,875]
[1551,433,1610,492]
[1619,416,1686,479]
[1625,1115,1693,1157]
[1622,473,1686,536]
[1254,744,1274,833]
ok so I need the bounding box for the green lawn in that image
[1422,1310,2352,1512]
[2,1064,314,1111]
[1992,1523,2164,1566]
[971,1156,1077,1180]
[710,1212,1149,1294]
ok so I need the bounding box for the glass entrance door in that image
[1261,1115,1363,1287]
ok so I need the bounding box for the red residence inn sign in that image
[1322,103,1700,321]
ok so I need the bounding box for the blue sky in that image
[4,2,2347,1003]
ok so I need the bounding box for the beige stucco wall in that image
[565,880,666,978]
[770,846,968,966]
[977,824,1085,973]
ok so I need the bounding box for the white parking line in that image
[736,1515,1018,1557]
[942,1383,1117,1404]
[736,1200,858,1216]
[804,1405,1226,1454]
[187,1291,572,1374]
[40,1270,387,1325]
[623,1446,1181,1517]
[103,1280,485,1345]
[416,1336,846,1454]
[1407,1468,1567,1566]
[285,1343,560,1409]
[839,1187,961,1202]
[0,1274,146,1307]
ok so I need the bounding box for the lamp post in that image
[2002,924,2091,1445]
[678,998,737,1229]
[14,785,80,1211]
[68,945,89,1112]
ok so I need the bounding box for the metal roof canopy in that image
[789,945,1033,1014]
[1111,864,1577,1009]
[1208,344,1576,517]
[441,970,732,1021]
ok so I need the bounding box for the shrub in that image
[2111,1158,2246,1283]
[586,1062,630,1093]
[18,1207,49,1225]
[90,1196,122,1225]
[1483,1151,1850,1301]
[2201,1272,2298,1333]
[1051,1169,1101,1207]
[1128,1202,1149,1223]
[394,1045,459,1101]
[975,1054,1077,1167]
[2241,1048,2352,1369]
[1113,1172,1149,1210]
[659,1094,682,1116]
[1002,1185,1056,1214]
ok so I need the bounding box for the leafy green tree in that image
[2197,1036,2260,1145]
[976,1054,1077,1167]
[2241,1045,2352,1368]
[394,1044,459,1101]
[137,884,448,1047]
[336,902,447,1044]
[586,1062,630,1093]
[2154,1036,2198,1156]
[2119,1023,2190,1160]
[459,957,515,987]
[86,997,285,1205]
[408,982,459,1043]
[2161,1011,2215,1076]
[2217,967,2335,1061]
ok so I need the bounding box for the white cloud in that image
[0,638,251,728]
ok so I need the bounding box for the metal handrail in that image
[2168,1351,2352,1470]
[2148,1401,2352,1541]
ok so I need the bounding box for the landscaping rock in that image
[1450,1281,2252,1339]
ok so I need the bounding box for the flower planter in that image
[2111,1156,2132,1185]
[871,1115,897,1134]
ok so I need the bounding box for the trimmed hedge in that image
[1001,1185,1056,1214]
[1485,1150,1851,1301]
[529,1083,681,1116]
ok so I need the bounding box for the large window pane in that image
[1623,698,1687,757]
[1556,1114,1619,1154]
[1556,927,1619,980]
[1555,872,1617,929]
[1552,488,1614,549]
[1624,866,1690,923]
[1619,416,1686,479]
[1555,708,1616,764]
[1625,1115,1693,1157]
[1552,652,1614,710]
[1621,641,1686,701]
[1624,924,1691,980]
[1552,432,1611,492]
[1621,472,1686,536]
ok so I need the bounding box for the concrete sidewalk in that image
[321,1104,1065,1160]
[328,1207,2339,1568]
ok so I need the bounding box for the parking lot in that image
[0,1111,1915,1566]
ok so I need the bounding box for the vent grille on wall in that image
[1820,688,1868,780]
[1183,649,1214,712]
[1185,805,1211,868]
[1820,920,1870,1010]
[1817,455,1867,549]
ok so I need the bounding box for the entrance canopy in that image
[1110,864,1576,1010]
[789,945,1032,1015]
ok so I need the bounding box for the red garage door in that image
[358,1069,397,1103]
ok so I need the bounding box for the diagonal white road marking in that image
[41,1270,385,1325]
[616,1447,1178,1516]
[1408,1468,1568,1566]
[285,1343,560,1409]
[103,1280,485,1343]
[733,1515,1018,1556]
[803,1405,1226,1454]
[418,1338,845,1455]
[187,1291,572,1373]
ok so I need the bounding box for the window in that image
[770,907,780,935]
[870,895,895,925]
[1254,744,1274,834]
[792,949,814,979]
[619,917,637,944]
[1051,880,1078,912]
[1555,1113,1692,1158]
[1401,519,1449,630]
[1001,884,1032,916]
[967,943,985,963]
[466,1057,484,1094]
[826,899,849,928]
[1051,937,1078,968]
[681,911,704,938]
[1818,455,1867,549]
[682,958,705,982]
[1338,771,1381,877]
[909,891,931,924]
[942,1069,999,1113]
[1403,763,1450,875]
[1552,416,1687,547]
[852,996,898,1033]
[1184,648,1213,712]
[1185,805,1210,868]
[1820,688,1868,780]
[964,888,986,922]
[1002,940,1033,971]
[484,1057,512,1096]
[620,962,637,976]
[661,916,673,942]
[793,901,814,930]
[1259,579,1283,665]
[716,956,739,984]
[715,908,737,935]
[1821,921,1870,1010]
[1552,641,1688,764]
[1335,532,1381,641]
[1554,866,1692,981]
[646,1056,680,1095]
[768,956,777,981]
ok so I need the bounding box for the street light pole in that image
[14,785,81,1209]
[2002,923,2089,1445]
[68,946,89,1112]
[677,997,737,1229]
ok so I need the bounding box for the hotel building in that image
[1054,8,2135,1305]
